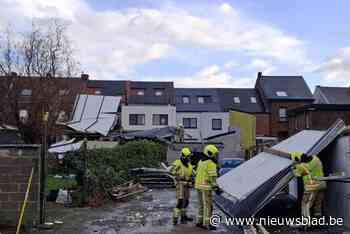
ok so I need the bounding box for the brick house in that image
[288,86,350,135]
[255,72,314,139]
[0,73,88,143]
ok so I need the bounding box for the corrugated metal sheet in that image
[216,119,345,218]
[217,152,292,200]
[67,95,121,136]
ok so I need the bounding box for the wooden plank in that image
[263,147,291,159]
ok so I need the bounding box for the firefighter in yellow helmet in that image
[195,144,221,230]
[291,152,326,218]
[170,147,194,225]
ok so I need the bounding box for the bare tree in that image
[0,19,82,144]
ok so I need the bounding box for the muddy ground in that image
[2,188,346,234]
[31,189,237,234]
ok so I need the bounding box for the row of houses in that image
[1,72,350,142]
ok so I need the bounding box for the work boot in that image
[173,217,178,225]
[181,215,194,223]
[196,223,206,229]
[207,224,217,230]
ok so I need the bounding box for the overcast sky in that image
[1,0,349,90]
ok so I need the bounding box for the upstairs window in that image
[276,91,287,97]
[131,89,145,96]
[154,89,164,96]
[233,97,240,103]
[279,107,287,122]
[19,109,29,123]
[21,89,32,96]
[182,96,190,104]
[250,97,257,103]
[152,114,168,125]
[183,118,197,129]
[94,90,101,95]
[129,114,145,125]
[57,111,67,122]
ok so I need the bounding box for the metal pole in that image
[40,111,49,224]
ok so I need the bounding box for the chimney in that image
[81,73,89,80]
[257,72,262,79]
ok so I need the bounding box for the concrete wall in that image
[121,104,176,131]
[176,112,229,141]
[0,145,41,227]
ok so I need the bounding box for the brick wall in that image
[269,101,313,138]
[255,113,270,136]
[0,145,41,227]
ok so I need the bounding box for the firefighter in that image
[195,144,220,230]
[170,147,194,225]
[291,152,327,218]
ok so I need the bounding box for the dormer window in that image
[182,96,190,104]
[197,96,212,104]
[197,96,204,104]
[276,91,287,97]
[250,97,257,103]
[154,89,164,96]
[234,97,240,103]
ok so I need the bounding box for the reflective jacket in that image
[170,159,193,182]
[293,155,326,191]
[195,159,218,191]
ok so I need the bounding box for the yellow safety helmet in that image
[291,151,303,162]
[181,147,192,158]
[204,144,219,158]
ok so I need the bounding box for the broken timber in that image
[111,181,147,201]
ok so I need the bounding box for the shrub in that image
[63,140,167,201]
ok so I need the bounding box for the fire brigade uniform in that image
[170,147,194,224]
[195,145,219,230]
[292,152,326,217]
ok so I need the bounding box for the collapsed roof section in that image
[216,119,346,218]
[65,94,121,136]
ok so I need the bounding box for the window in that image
[152,114,168,125]
[94,90,101,95]
[234,97,240,103]
[19,109,28,123]
[57,111,67,122]
[212,119,222,130]
[129,114,145,125]
[182,96,190,104]
[197,96,212,104]
[276,91,287,97]
[183,118,197,129]
[197,96,204,104]
[21,89,32,96]
[279,107,287,122]
[250,97,257,103]
[154,89,164,96]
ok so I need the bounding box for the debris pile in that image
[130,168,175,188]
